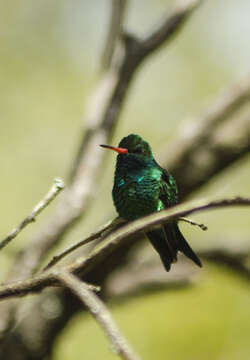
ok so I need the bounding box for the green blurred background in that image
[0,1,250,359]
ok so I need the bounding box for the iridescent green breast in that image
[112,166,164,220]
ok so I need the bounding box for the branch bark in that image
[179,216,208,230]
[139,0,201,58]
[57,271,141,360]
[0,196,250,301]
[102,0,128,69]
[164,73,250,197]
[44,215,206,272]
[105,243,250,300]
[43,217,125,271]
[0,179,64,251]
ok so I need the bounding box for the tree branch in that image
[102,0,128,69]
[0,196,250,300]
[201,248,250,280]
[0,178,64,251]
[57,270,141,360]
[68,196,250,277]
[139,0,201,58]
[44,214,205,272]
[179,217,208,230]
[105,243,250,300]
[164,72,250,198]
[43,217,125,271]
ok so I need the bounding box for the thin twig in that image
[43,217,125,271]
[57,270,141,360]
[0,196,250,300]
[0,178,65,251]
[179,217,208,231]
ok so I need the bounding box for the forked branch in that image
[0,196,250,301]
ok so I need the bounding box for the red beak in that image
[100,144,128,154]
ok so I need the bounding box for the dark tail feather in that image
[146,228,177,272]
[146,223,202,272]
[166,223,202,268]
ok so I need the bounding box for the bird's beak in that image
[100,144,128,154]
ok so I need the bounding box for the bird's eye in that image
[134,146,143,154]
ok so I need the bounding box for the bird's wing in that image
[158,167,178,208]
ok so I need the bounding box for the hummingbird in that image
[100,134,202,272]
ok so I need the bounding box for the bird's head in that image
[100,134,153,163]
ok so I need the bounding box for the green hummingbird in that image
[100,134,202,272]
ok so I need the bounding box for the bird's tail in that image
[146,223,202,272]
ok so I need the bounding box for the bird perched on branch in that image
[100,134,202,272]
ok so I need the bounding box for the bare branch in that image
[164,72,250,198]
[140,0,202,58]
[57,270,141,360]
[0,270,100,300]
[102,0,128,69]
[179,217,208,231]
[67,196,250,277]
[201,248,250,280]
[106,243,250,300]
[43,217,125,271]
[1,196,250,300]
[44,214,207,272]
[0,178,64,251]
